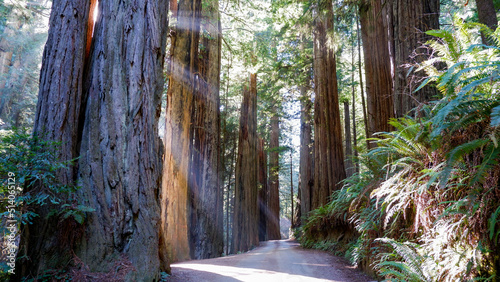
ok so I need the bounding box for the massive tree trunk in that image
[392,0,440,117]
[77,0,168,279]
[476,0,498,45]
[257,138,269,241]
[17,0,92,277]
[267,103,281,240]
[161,0,201,263]
[232,74,259,253]
[189,0,223,259]
[359,0,395,142]
[19,0,169,280]
[299,84,313,219]
[312,0,346,209]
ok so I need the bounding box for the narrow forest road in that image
[167,240,374,282]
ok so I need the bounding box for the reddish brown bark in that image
[267,103,281,240]
[258,138,269,241]
[359,0,395,142]
[299,84,313,221]
[392,0,440,117]
[232,74,259,253]
[189,0,223,259]
[312,0,347,209]
[161,0,202,263]
[20,0,169,280]
[344,101,354,178]
[77,0,169,278]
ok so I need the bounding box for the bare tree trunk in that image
[290,149,295,228]
[77,0,169,279]
[344,101,353,178]
[267,103,281,240]
[351,36,359,173]
[299,85,313,221]
[232,74,259,253]
[162,0,201,263]
[359,0,395,144]
[20,0,169,280]
[189,0,223,259]
[257,138,269,241]
[18,0,92,277]
[356,14,370,150]
[476,0,498,45]
[392,0,440,117]
[312,0,346,209]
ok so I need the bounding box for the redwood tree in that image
[161,0,201,263]
[299,84,313,219]
[359,0,395,141]
[312,0,346,209]
[19,0,169,280]
[232,74,259,253]
[267,103,281,240]
[188,0,224,260]
[257,138,269,241]
[392,0,440,117]
[18,0,92,277]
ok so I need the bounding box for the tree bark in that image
[359,0,395,143]
[232,74,259,253]
[312,0,346,209]
[299,84,313,222]
[351,36,359,173]
[392,0,440,117]
[257,138,269,241]
[267,103,281,240]
[344,101,354,178]
[476,0,498,45]
[18,0,92,277]
[77,0,168,279]
[20,0,169,280]
[161,0,201,263]
[357,14,370,149]
[189,0,223,260]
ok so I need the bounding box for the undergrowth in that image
[298,18,500,281]
[0,128,94,280]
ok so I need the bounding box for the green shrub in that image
[0,128,93,279]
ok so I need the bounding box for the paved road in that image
[168,240,373,282]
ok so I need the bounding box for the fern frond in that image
[439,139,489,187]
[488,206,500,244]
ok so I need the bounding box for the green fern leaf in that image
[489,206,500,243]
[491,105,500,127]
[440,139,489,187]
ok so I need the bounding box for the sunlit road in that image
[167,239,373,282]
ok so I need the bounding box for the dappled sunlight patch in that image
[173,263,342,282]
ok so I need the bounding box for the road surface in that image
[167,240,374,282]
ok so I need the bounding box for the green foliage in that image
[0,128,94,278]
[375,238,429,282]
[298,20,500,281]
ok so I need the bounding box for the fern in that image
[488,206,500,245]
[376,238,429,282]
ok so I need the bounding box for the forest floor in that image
[167,239,374,282]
